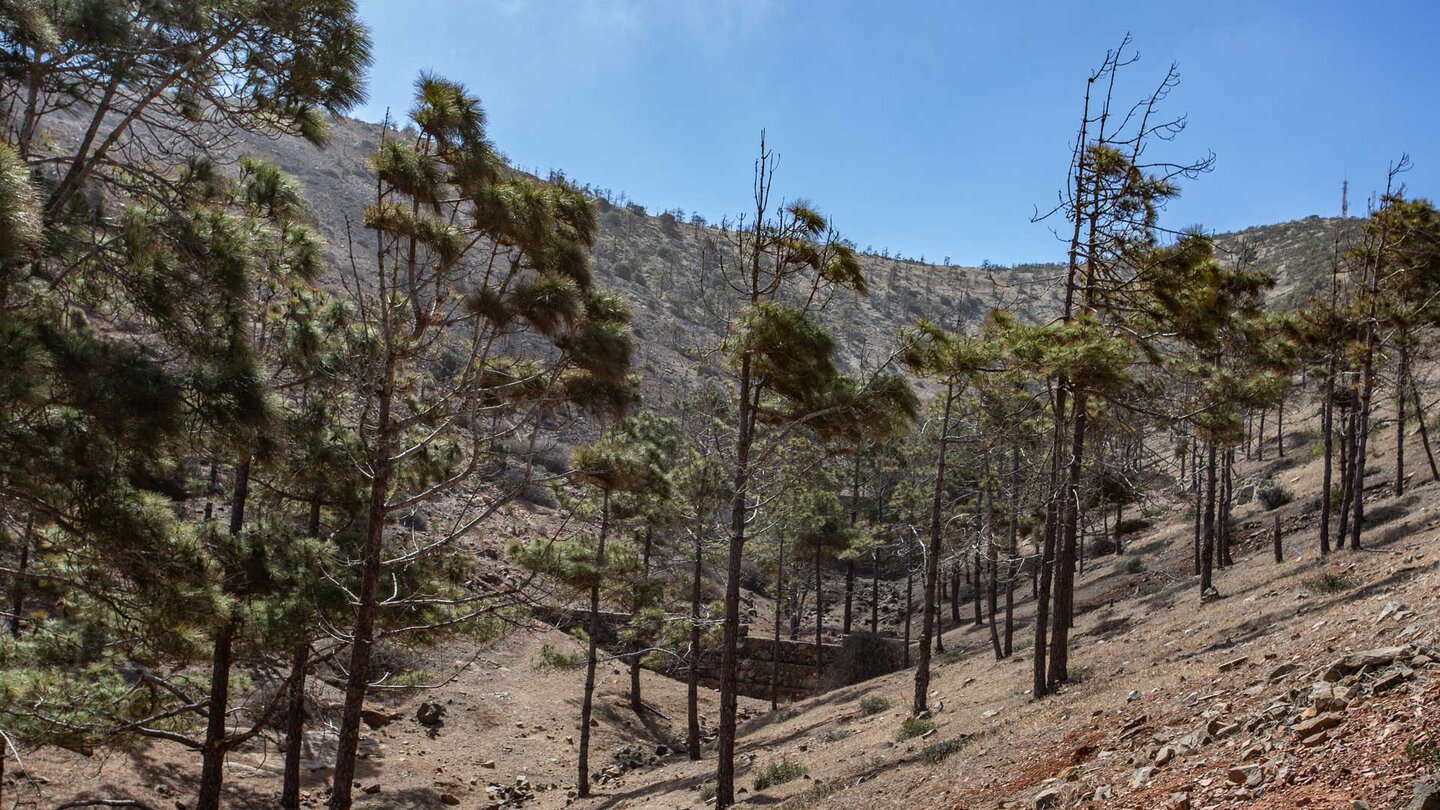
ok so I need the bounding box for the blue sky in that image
[353,1,1439,266]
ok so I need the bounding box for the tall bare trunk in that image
[577,490,611,797]
[281,497,322,810]
[913,382,953,715]
[687,522,703,761]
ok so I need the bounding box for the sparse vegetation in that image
[1258,482,1294,510]
[1303,572,1363,594]
[532,643,585,671]
[858,696,892,716]
[922,737,970,763]
[897,717,936,740]
[753,759,807,790]
[1404,736,1440,767]
[3,9,1432,810]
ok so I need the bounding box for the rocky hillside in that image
[243,117,1347,408]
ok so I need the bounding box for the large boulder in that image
[1322,647,1409,681]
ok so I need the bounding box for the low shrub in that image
[897,717,936,740]
[819,728,853,743]
[1124,557,1146,574]
[936,647,965,665]
[698,783,716,802]
[753,758,806,790]
[1303,572,1362,594]
[922,737,969,763]
[1258,483,1293,510]
[532,642,584,671]
[858,696,891,716]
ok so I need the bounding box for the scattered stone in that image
[416,702,446,727]
[1131,766,1157,788]
[1372,668,1412,694]
[1376,602,1405,623]
[360,707,399,728]
[439,794,460,806]
[1228,764,1261,787]
[1268,662,1300,681]
[1169,792,1192,810]
[1034,786,1063,809]
[1323,647,1409,682]
[1407,780,1440,810]
[1154,746,1176,766]
[1219,655,1249,673]
[1294,713,1344,737]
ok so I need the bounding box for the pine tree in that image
[326,75,628,809]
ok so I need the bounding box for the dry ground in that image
[15,402,1440,809]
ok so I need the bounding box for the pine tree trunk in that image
[950,569,961,624]
[196,457,251,810]
[281,497,322,810]
[1192,440,1202,575]
[1004,442,1019,658]
[771,533,784,712]
[1396,340,1408,497]
[1411,380,1440,482]
[196,619,235,810]
[1320,353,1336,556]
[9,517,31,637]
[843,453,860,635]
[687,521,703,761]
[1351,375,1373,550]
[715,354,757,809]
[1277,394,1285,457]
[1273,514,1284,564]
[329,351,396,810]
[1048,389,1088,688]
[1226,446,1238,567]
[869,548,880,634]
[971,554,982,626]
[902,530,914,668]
[913,382,953,715]
[578,490,611,797]
[1257,408,1266,461]
[1200,441,1217,596]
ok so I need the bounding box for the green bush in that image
[753,758,806,790]
[1124,557,1146,574]
[897,717,936,740]
[819,728,853,743]
[858,696,891,716]
[922,737,969,763]
[1303,572,1362,594]
[1258,483,1293,510]
[698,783,716,802]
[532,642,584,671]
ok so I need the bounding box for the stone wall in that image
[532,607,911,701]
